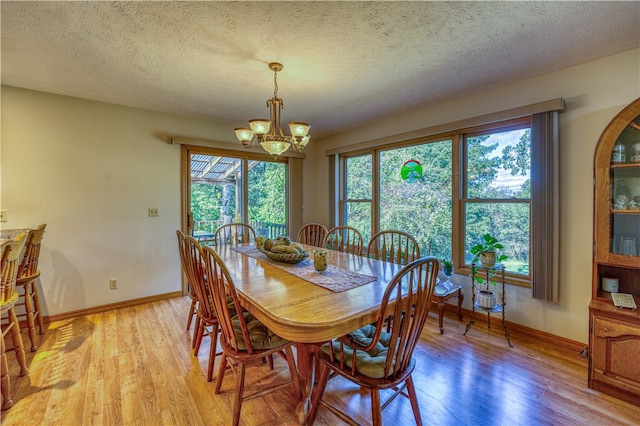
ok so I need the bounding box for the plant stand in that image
[464,263,513,347]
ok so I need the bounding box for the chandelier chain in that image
[273,69,279,99]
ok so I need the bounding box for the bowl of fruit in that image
[258,236,309,264]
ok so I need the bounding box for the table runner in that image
[231,245,377,292]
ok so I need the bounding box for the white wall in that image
[1,88,235,315]
[306,49,640,343]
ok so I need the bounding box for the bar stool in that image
[1,232,30,410]
[15,224,46,351]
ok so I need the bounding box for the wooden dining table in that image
[213,242,405,424]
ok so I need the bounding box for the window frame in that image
[181,144,292,237]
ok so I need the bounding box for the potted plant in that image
[470,233,507,267]
[470,233,508,309]
[441,259,453,277]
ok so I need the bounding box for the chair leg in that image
[406,376,423,426]
[232,361,247,426]
[307,362,331,425]
[191,316,201,349]
[7,309,28,377]
[186,298,197,331]
[1,332,13,410]
[30,282,44,335]
[215,354,228,394]
[371,388,382,426]
[267,354,274,370]
[22,282,38,351]
[207,325,219,382]
[193,321,205,356]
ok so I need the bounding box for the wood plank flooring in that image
[2,296,639,425]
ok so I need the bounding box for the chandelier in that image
[234,62,310,157]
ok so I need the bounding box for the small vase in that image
[313,248,328,272]
[477,290,497,309]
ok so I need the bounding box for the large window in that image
[335,100,561,298]
[379,141,452,259]
[462,120,531,278]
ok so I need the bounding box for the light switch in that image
[148,208,159,217]
[0,210,7,222]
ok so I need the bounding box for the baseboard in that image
[42,291,183,324]
[440,303,587,354]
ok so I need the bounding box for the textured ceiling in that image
[2,1,639,138]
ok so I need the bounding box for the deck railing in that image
[192,219,286,243]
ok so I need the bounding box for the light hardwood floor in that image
[2,296,639,425]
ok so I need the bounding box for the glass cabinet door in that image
[610,115,640,257]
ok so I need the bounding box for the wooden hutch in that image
[590,97,640,406]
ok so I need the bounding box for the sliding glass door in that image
[184,147,288,244]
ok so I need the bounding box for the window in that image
[462,119,531,278]
[333,100,561,299]
[379,141,452,259]
[342,154,372,242]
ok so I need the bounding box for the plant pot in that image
[479,250,496,267]
[477,290,497,309]
[443,265,453,276]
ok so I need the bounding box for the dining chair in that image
[202,245,301,426]
[1,232,30,410]
[296,223,328,247]
[367,230,420,266]
[323,226,363,255]
[176,230,199,347]
[307,256,440,426]
[214,223,256,246]
[14,224,46,352]
[183,236,220,382]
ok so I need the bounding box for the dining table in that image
[213,242,405,424]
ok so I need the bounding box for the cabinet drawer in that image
[593,316,640,338]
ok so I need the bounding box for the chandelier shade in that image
[234,62,311,157]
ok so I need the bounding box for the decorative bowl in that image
[258,246,309,264]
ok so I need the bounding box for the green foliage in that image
[470,233,507,262]
[501,129,531,178]
[377,140,452,260]
[191,158,286,234]
[191,183,223,230]
[247,162,286,224]
[470,233,508,286]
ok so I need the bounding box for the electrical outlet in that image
[0,210,7,222]
[148,208,159,217]
[109,279,118,289]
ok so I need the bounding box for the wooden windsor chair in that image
[183,235,221,382]
[202,245,301,426]
[323,226,364,255]
[14,224,47,351]
[1,232,30,410]
[308,256,440,426]
[214,223,256,246]
[296,223,328,247]
[176,230,199,347]
[367,230,421,266]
